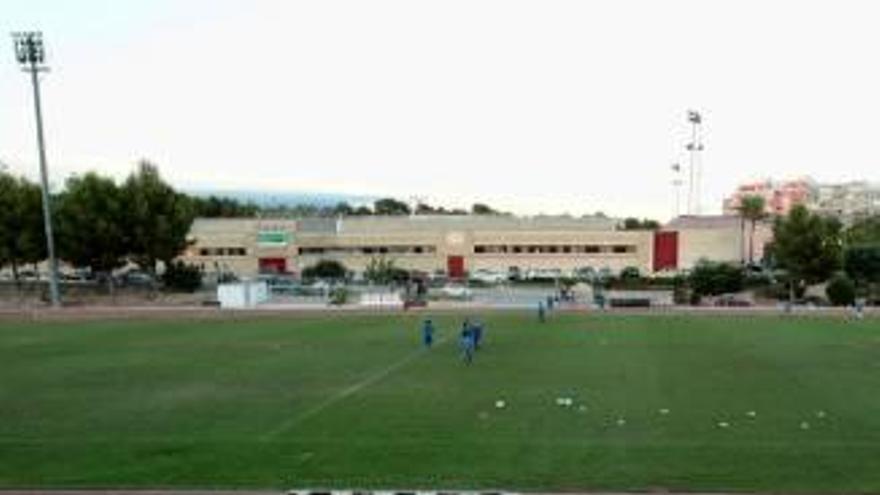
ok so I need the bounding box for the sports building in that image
[180,214,772,278]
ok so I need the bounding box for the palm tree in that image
[737,195,768,266]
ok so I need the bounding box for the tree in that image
[0,172,46,283]
[771,205,843,300]
[56,172,129,280]
[301,259,348,281]
[123,161,195,275]
[162,261,203,292]
[621,218,660,230]
[826,273,856,306]
[737,195,767,266]
[373,198,411,215]
[364,256,408,285]
[689,260,745,296]
[471,203,498,215]
[846,215,880,245]
[843,245,880,300]
[191,195,260,217]
[332,202,355,216]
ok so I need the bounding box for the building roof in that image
[192,214,621,234]
[664,215,747,229]
[331,215,619,233]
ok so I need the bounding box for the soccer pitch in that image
[1,312,879,492]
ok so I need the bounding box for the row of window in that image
[474,244,637,254]
[195,244,637,257]
[298,245,438,256]
[198,247,247,257]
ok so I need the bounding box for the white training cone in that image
[746,410,757,418]
[718,421,730,428]
[800,421,810,430]
[659,408,670,415]
[495,400,506,409]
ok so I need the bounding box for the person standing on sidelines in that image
[460,322,475,364]
[422,318,435,348]
[538,301,546,323]
[472,318,484,350]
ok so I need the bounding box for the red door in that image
[653,231,678,272]
[259,257,287,274]
[447,256,465,279]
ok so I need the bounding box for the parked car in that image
[439,284,472,298]
[469,269,507,284]
[714,294,753,307]
[118,270,155,287]
[525,268,562,281]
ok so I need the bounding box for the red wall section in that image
[653,231,678,272]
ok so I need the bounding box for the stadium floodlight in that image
[685,109,705,215]
[12,31,61,308]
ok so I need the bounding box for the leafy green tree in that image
[471,203,497,215]
[301,259,348,281]
[191,195,260,217]
[162,261,203,292]
[123,161,195,275]
[364,256,408,284]
[826,272,856,306]
[373,198,411,215]
[846,215,880,245]
[689,260,745,296]
[332,202,355,216]
[844,245,880,300]
[0,172,46,283]
[737,195,767,265]
[56,172,128,280]
[771,205,843,300]
[621,218,660,230]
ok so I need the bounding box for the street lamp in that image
[12,31,61,307]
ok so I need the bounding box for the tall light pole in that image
[13,31,61,307]
[671,162,683,218]
[685,110,704,215]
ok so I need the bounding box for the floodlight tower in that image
[12,31,61,307]
[685,110,704,215]
[671,162,683,218]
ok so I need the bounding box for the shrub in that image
[302,260,347,281]
[620,266,641,281]
[826,273,856,306]
[162,261,203,292]
[328,286,348,305]
[689,261,744,296]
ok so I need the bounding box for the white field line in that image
[261,335,450,440]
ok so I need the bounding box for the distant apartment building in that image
[723,177,880,221]
[813,181,880,221]
[722,177,816,216]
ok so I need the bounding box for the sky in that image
[2,0,880,220]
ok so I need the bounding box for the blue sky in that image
[3,1,880,219]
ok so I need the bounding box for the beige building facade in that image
[181,214,771,279]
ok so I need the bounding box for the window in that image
[197,247,246,257]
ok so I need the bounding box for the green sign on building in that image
[257,231,291,246]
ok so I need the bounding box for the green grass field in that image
[1,312,879,492]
